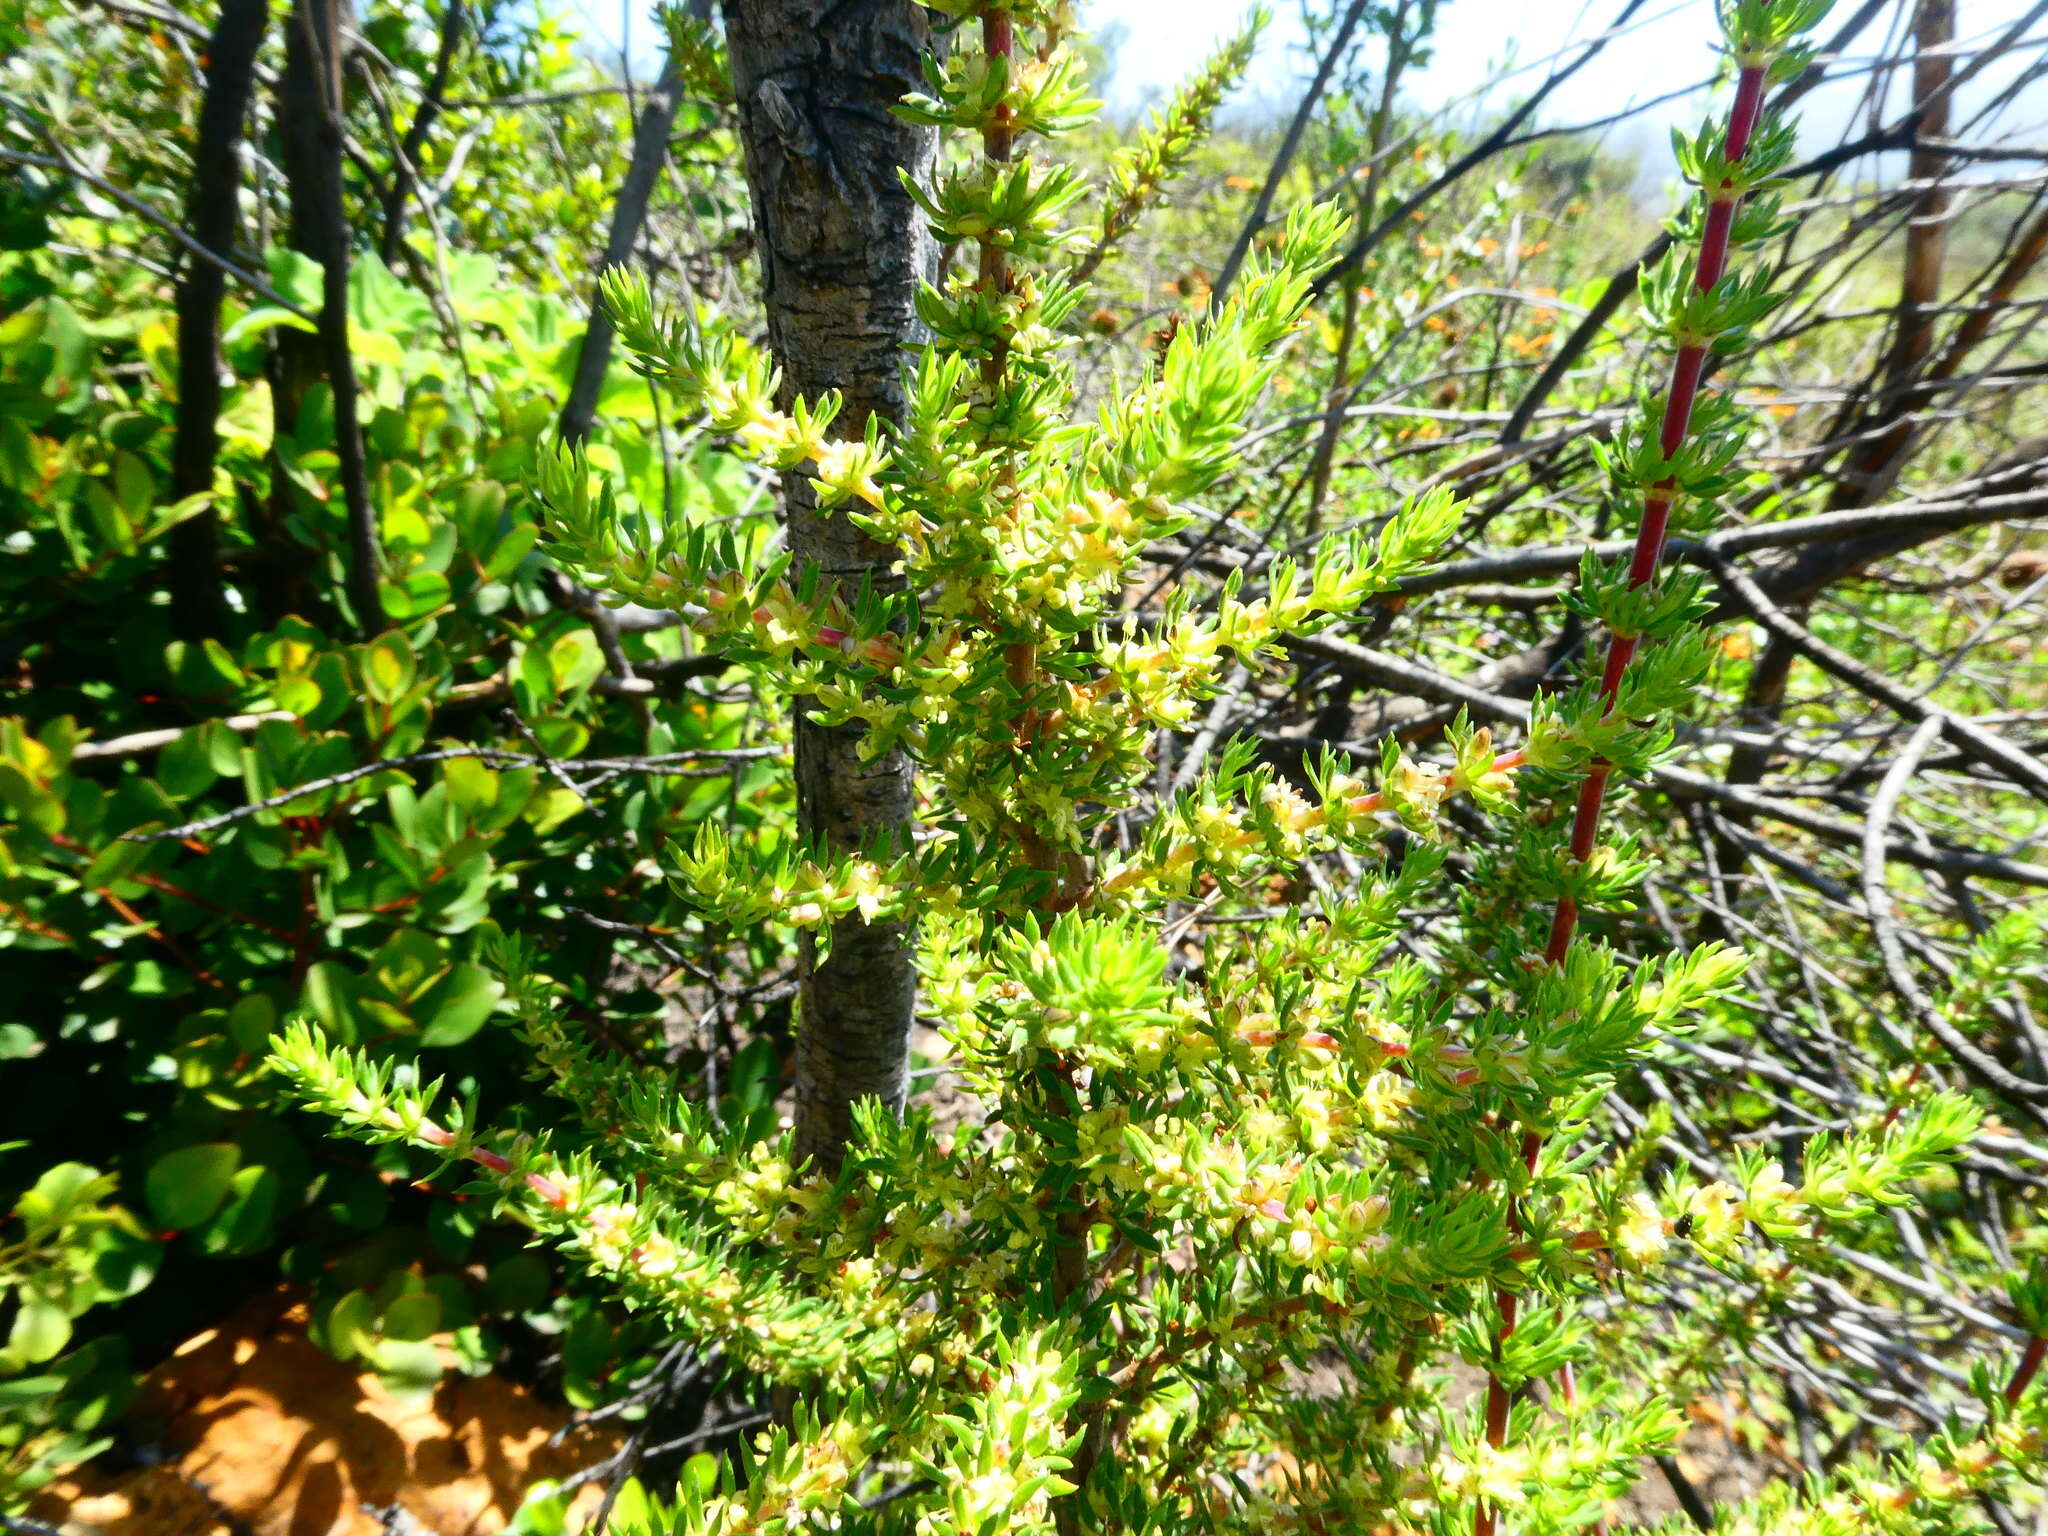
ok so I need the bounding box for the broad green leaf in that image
[362,633,416,704]
[548,631,604,696]
[417,963,502,1048]
[7,1298,71,1365]
[442,756,498,815]
[0,760,64,834]
[370,1337,445,1405]
[111,451,152,522]
[18,1163,109,1228]
[302,962,364,1043]
[199,1164,283,1257]
[227,994,278,1052]
[156,726,219,799]
[482,1253,550,1315]
[145,1142,241,1231]
[380,1290,442,1343]
[221,305,318,346]
[83,835,148,890]
[264,248,325,312]
[325,1287,377,1360]
[523,785,584,836]
[379,569,451,621]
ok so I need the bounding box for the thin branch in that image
[1702,547,2048,809]
[559,44,689,445]
[378,0,467,266]
[121,745,781,843]
[1860,715,2048,1101]
[0,148,312,321]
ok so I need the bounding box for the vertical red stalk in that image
[977,5,1067,900]
[2006,1336,2048,1406]
[983,11,1014,159]
[1539,63,1768,966]
[980,6,1016,355]
[1475,57,1771,1536]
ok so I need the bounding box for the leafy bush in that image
[4,0,2046,1527]
[0,0,777,1477]
[277,2,2048,1531]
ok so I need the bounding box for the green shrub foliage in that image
[0,0,768,1499]
[276,1,2048,1532]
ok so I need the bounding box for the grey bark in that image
[720,0,936,1175]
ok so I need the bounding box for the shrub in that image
[278,1,2048,1531]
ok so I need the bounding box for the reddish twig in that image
[1475,55,1773,1536]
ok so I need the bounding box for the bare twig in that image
[1860,715,2048,1101]
[120,744,781,843]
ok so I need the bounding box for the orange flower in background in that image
[1224,174,1257,191]
[1720,632,1755,660]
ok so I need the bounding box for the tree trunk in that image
[168,0,270,641]
[274,0,384,635]
[720,0,936,1175]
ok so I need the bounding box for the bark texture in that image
[167,0,270,640]
[720,0,936,1173]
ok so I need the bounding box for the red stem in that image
[1482,60,1770,1536]
[419,1122,567,1208]
[1541,58,1767,956]
[2006,1335,2047,1406]
[983,11,1014,163]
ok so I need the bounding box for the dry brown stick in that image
[1309,0,1652,299]
[0,149,309,320]
[1208,0,1373,311]
[1392,482,2048,597]
[558,43,689,446]
[276,0,384,634]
